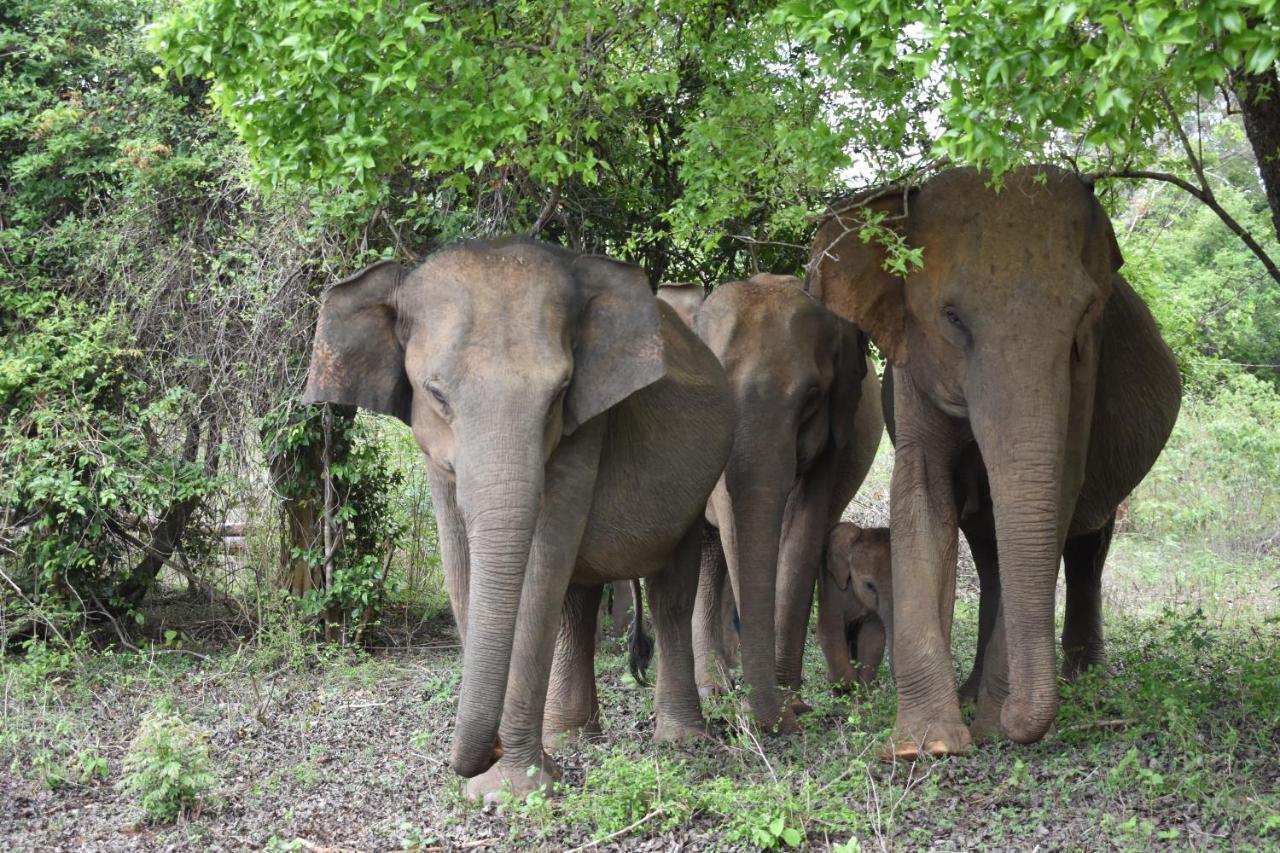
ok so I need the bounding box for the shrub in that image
[0,290,216,630]
[121,705,216,822]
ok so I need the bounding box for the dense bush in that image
[0,289,216,628]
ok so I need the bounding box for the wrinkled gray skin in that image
[807,167,1181,758]
[659,275,883,729]
[818,523,892,692]
[304,239,733,801]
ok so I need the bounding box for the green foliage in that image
[121,703,216,822]
[1119,124,1280,390]
[0,289,215,620]
[776,0,1280,174]
[260,404,404,636]
[1128,374,1280,549]
[147,0,933,277]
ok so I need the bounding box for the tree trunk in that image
[115,414,219,609]
[1235,66,1280,243]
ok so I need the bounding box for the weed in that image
[120,703,216,822]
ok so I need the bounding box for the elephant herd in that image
[303,166,1182,802]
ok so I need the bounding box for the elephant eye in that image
[942,306,965,329]
[864,580,877,593]
[425,382,450,413]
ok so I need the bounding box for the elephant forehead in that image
[397,253,577,371]
[913,168,1091,248]
[703,281,827,344]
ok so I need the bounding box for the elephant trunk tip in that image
[450,738,498,779]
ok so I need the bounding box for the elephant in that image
[806,166,1181,758]
[658,275,884,729]
[303,237,734,801]
[817,523,892,692]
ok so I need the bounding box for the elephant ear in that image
[567,255,666,434]
[1082,182,1124,291]
[807,187,916,366]
[828,315,870,452]
[303,260,412,425]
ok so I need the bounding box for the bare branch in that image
[1088,169,1280,287]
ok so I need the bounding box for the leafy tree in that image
[775,0,1280,246]
[148,0,938,279]
[1,0,405,638]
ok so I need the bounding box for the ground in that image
[3,456,1278,851]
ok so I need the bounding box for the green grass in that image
[499,600,1278,850]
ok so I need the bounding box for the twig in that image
[1062,718,1132,731]
[563,809,661,853]
[527,185,561,238]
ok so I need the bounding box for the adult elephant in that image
[304,238,733,800]
[659,275,883,729]
[806,167,1180,757]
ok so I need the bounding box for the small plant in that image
[121,705,216,822]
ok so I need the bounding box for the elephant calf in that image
[818,523,892,692]
[303,238,733,802]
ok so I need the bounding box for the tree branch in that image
[1088,169,1280,287]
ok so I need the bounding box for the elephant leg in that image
[884,377,970,760]
[544,584,604,747]
[693,522,733,697]
[719,569,739,669]
[427,463,471,646]
[817,597,858,694]
[648,522,707,742]
[854,618,887,690]
[609,580,633,638]
[774,465,837,698]
[1061,515,1115,680]
[464,424,603,804]
[957,527,999,702]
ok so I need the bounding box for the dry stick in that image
[563,809,662,853]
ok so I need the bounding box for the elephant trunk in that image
[715,438,796,726]
[970,351,1074,744]
[449,427,545,778]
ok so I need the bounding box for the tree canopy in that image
[151,0,1280,270]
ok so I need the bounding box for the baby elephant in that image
[818,523,892,692]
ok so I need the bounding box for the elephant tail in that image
[627,578,654,686]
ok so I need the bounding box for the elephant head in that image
[807,166,1121,742]
[302,238,665,776]
[825,523,893,636]
[656,281,707,329]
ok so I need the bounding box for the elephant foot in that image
[542,719,603,751]
[880,717,972,762]
[970,692,1003,742]
[464,753,561,805]
[698,683,728,700]
[773,703,801,735]
[654,716,709,743]
[1061,648,1107,682]
[956,672,982,705]
[787,696,813,716]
